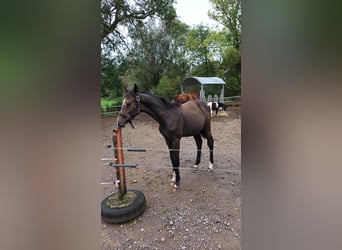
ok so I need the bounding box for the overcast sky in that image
[174,0,222,28]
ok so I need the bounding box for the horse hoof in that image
[171,182,179,189]
[193,165,199,169]
[208,162,213,170]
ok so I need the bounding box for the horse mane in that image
[139,91,180,108]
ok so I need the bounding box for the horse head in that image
[220,103,227,111]
[117,84,141,129]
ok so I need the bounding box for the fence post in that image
[112,129,127,199]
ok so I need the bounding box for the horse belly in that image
[182,116,205,136]
[182,126,202,136]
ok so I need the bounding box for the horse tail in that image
[197,101,210,115]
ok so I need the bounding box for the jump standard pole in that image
[101,128,146,224]
[112,128,127,199]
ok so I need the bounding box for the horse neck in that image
[139,93,172,125]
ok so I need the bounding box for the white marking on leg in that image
[209,162,213,170]
[193,164,199,169]
[171,171,176,183]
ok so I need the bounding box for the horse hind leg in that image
[201,129,214,170]
[198,104,214,170]
[171,171,176,183]
[207,135,214,170]
[193,134,202,169]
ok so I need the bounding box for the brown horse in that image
[117,84,214,188]
[172,92,199,104]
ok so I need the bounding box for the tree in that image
[208,0,241,94]
[128,21,169,90]
[185,25,217,76]
[208,0,241,50]
[101,56,129,98]
[129,19,189,91]
[222,46,240,93]
[153,76,180,100]
[100,0,177,97]
[162,20,190,81]
[101,0,176,53]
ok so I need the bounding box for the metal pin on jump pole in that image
[112,128,127,199]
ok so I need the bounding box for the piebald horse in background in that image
[207,101,227,116]
[117,84,214,188]
[172,92,199,104]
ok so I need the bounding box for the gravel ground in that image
[101,106,241,250]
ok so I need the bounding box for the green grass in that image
[101,97,123,111]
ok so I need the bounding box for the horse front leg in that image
[170,150,180,187]
[193,134,203,169]
[167,139,181,188]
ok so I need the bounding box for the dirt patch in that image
[101,106,241,249]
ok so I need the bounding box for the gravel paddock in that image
[101,106,241,250]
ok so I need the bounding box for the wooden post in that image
[112,128,127,199]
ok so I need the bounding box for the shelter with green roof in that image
[180,76,226,102]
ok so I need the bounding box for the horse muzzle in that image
[116,117,135,129]
[116,115,127,128]
[117,121,126,128]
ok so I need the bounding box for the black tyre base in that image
[101,190,146,224]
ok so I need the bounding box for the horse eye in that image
[126,103,131,107]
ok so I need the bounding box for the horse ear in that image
[124,85,128,93]
[133,83,138,94]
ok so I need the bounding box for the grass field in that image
[101,97,122,111]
